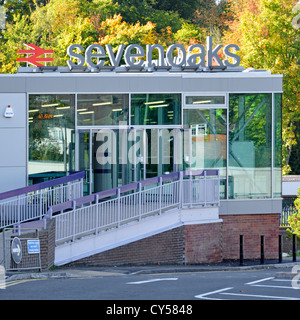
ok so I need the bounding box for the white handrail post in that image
[17,195,21,235]
[159,177,162,215]
[217,170,220,206]
[138,183,142,221]
[189,171,192,208]
[80,178,83,198]
[72,200,76,242]
[95,194,99,234]
[117,189,121,228]
[67,182,71,202]
[39,191,43,220]
[204,170,207,207]
[179,171,183,209]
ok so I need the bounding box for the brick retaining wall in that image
[53,213,280,268]
[221,214,279,260]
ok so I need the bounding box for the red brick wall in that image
[221,214,279,260]
[66,222,223,267]
[60,214,280,268]
[185,223,222,264]
[67,227,186,267]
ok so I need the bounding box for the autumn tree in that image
[223,0,300,174]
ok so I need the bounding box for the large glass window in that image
[273,93,282,198]
[229,93,272,199]
[28,94,75,183]
[77,94,129,126]
[131,94,181,125]
[185,96,225,105]
[183,108,227,198]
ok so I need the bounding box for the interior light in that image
[92,102,112,106]
[192,100,212,104]
[144,101,165,105]
[41,103,59,108]
[77,108,87,112]
[149,104,169,109]
[56,106,71,110]
[29,109,39,113]
[53,114,64,118]
[79,111,95,115]
[112,108,122,112]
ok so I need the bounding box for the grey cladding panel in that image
[0,77,26,93]
[0,128,26,166]
[25,77,77,92]
[220,199,282,215]
[76,76,130,93]
[0,167,26,193]
[228,77,274,92]
[182,77,229,92]
[129,76,182,93]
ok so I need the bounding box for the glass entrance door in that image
[78,130,92,195]
[77,127,180,194]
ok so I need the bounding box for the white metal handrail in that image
[54,171,220,244]
[0,173,84,229]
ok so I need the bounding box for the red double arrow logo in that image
[17,44,54,67]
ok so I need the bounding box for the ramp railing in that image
[46,170,220,245]
[0,171,85,229]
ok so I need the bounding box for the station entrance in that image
[78,128,183,194]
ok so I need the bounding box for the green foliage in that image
[1,0,300,177]
[288,189,300,239]
[224,0,300,175]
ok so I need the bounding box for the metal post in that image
[17,195,21,236]
[72,200,76,242]
[117,189,121,228]
[278,234,282,263]
[189,172,192,208]
[159,177,162,215]
[3,229,6,270]
[39,190,43,220]
[95,194,99,234]
[260,235,265,265]
[293,233,297,262]
[179,171,183,209]
[204,170,207,207]
[138,183,142,221]
[239,235,244,266]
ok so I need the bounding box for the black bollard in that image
[260,235,265,264]
[240,235,244,266]
[293,234,297,262]
[278,234,282,263]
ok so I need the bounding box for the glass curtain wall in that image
[183,108,227,199]
[273,93,282,198]
[77,94,129,126]
[28,91,281,199]
[131,94,181,125]
[228,93,272,199]
[28,94,75,184]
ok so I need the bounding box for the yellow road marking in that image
[0,278,45,289]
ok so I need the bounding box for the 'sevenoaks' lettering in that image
[67,36,240,70]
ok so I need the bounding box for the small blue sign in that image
[27,240,40,254]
